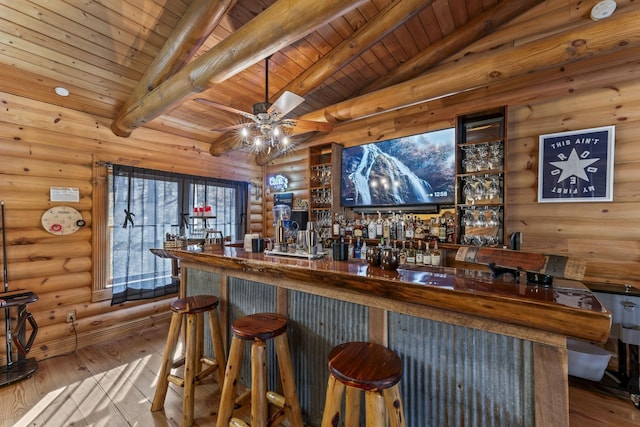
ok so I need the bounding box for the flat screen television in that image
[340,127,455,208]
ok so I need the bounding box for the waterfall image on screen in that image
[341,128,455,207]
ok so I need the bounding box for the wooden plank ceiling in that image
[0,0,634,163]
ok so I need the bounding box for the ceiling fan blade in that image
[194,97,256,121]
[268,91,305,117]
[288,119,333,133]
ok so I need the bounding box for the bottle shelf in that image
[455,108,507,247]
[456,170,503,178]
[309,143,342,246]
[456,138,504,147]
[457,202,503,207]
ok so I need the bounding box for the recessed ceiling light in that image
[54,86,70,97]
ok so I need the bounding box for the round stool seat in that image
[170,294,219,314]
[328,341,403,391]
[232,312,288,340]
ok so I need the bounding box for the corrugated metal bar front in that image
[389,312,535,427]
[184,267,537,426]
[288,290,370,425]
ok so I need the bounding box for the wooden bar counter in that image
[155,245,611,427]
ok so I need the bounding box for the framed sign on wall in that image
[538,125,615,203]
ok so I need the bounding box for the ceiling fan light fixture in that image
[241,124,293,154]
[198,56,325,155]
[196,54,331,157]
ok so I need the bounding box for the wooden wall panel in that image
[507,67,640,286]
[0,92,262,360]
[265,50,640,290]
[2,33,640,362]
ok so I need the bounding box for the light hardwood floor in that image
[1,322,639,426]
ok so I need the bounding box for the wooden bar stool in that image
[321,342,406,427]
[152,295,226,426]
[216,312,304,427]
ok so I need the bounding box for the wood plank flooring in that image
[0,322,638,426]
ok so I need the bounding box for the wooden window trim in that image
[92,156,112,302]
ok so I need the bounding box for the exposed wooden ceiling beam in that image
[361,0,546,93]
[273,0,433,100]
[110,0,368,137]
[115,0,236,120]
[207,0,434,157]
[301,6,640,125]
[252,0,543,165]
[257,5,640,165]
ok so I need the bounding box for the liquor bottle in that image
[353,216,363,238]
[398,241,407,265]
[368,214,377,239]
[390,212,397,241]
[415,240,424,264]
[361,238,367,260]
[345,219,354,238]
[348,237,354,259]
[382,214,391,240]
[332,213,340,237]
[354,237,362,259]
[397,214,406,241]
[406,240,416,264]
[439,216,447,242]
[431,240,441,266]
[431,217,440,239]
[361,222,368,239]
[376,211,383,238]
[446,215,455,243]
[414,219,425,240]
[405,214,414,240]
[423,240,431,266]
[361,214,369,239]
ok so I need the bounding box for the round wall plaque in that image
[41,206,86,235]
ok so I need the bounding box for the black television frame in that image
[340,127,456,209]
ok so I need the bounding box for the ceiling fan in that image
[195,56,332,153]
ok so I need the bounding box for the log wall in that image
[3,1,640,360]
[507,80,640,285]
[0,92,262,360]
[265,50,640,289]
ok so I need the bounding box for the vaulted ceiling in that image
[0,0,635,164]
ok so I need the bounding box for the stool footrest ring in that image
[167,374,184,388]
[230,417,250,427]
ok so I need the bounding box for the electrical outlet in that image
[66,310,76,323]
